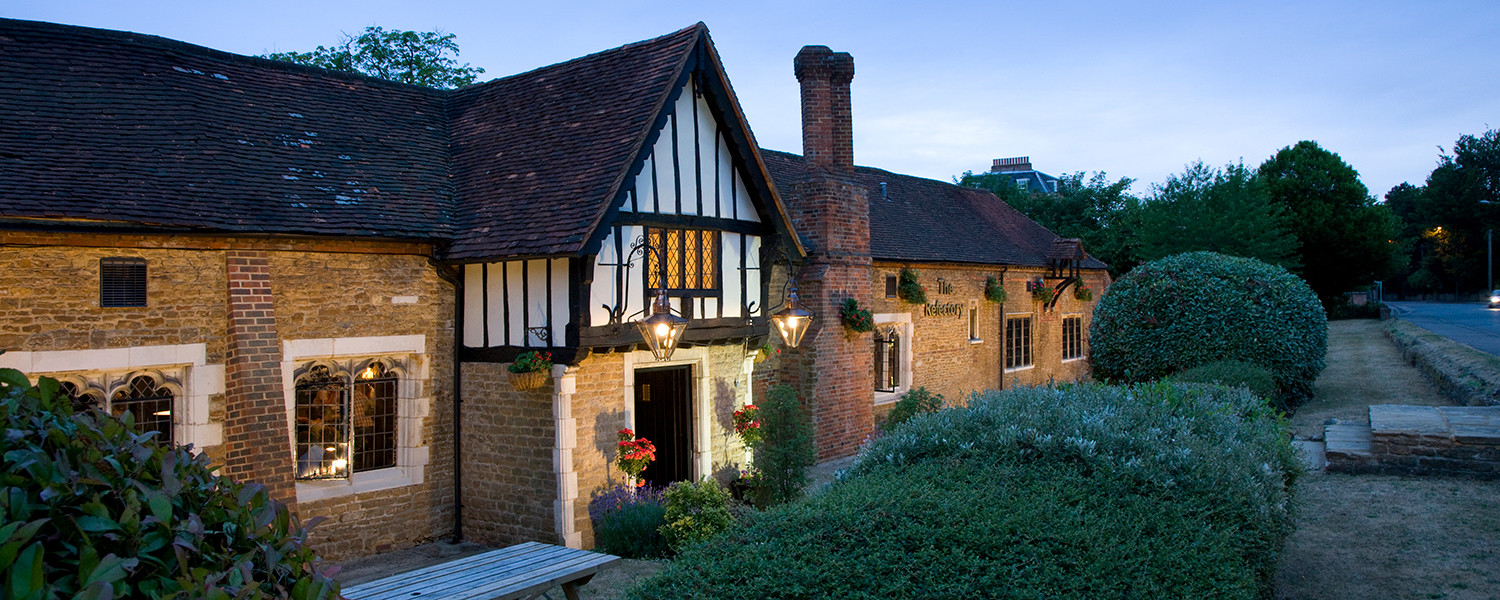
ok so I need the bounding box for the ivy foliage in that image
[1088,251,1327,407]
[0,369,339,599]
[628,384,1300,600]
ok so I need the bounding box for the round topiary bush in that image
[0,369,339,599]
[1089,251,1327,406]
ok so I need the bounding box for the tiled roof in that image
[0,18,453,240]
[760,149,1107,269]
[445,24,701,259]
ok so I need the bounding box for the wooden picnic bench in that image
[342,542,621,600]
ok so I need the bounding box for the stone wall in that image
[866,263,1107,406]
[0,232,455,560]
[459,362,558,547]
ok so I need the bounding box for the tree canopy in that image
[1136,161,1300,269]
[1386,128,1500,295]
[263,26,485,89]
[1258,141,1400,304]
[958,170,1140,276]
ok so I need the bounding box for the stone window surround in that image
[873,312,913,406]
[1005,312,1035,373]
[281,335,430,504]
[0,344,224,449]
[1061,313,1086,363]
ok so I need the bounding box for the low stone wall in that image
[1327,405,1500,480]
[1385,320,1500,407]
[1369,429,1500,479]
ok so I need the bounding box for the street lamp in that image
[770,285,814,348]
[636,289,688,361]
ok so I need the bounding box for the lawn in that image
[1275,318,1500,600]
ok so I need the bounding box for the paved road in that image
[1387,300,1500,357]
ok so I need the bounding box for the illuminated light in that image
[359,365,378,379]
[635,289,687,361]
[770,286,814,348]
[330,458,347,472]
[152,410,171,416]
[325,447,337,452]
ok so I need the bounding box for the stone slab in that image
[1324,423,1373,456]
[1369,405,1449,435]
[1293,440,1326,471]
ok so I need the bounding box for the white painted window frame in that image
[281,335,431,504]
[873,313,913,405]
[1005,312,1035,372]
[1062,313,1087,363]
[0,344,224,449]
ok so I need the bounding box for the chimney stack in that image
[794,46,855,173]
[990,157,1033,173]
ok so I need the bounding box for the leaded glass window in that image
[645,228,720,297]
[111,375,173,444]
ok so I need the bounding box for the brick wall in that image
[222,250,296,504]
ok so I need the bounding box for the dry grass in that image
[1288,320,1450,439]
[1275,318,1500,600]
[1275,474,1500,600]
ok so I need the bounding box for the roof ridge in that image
[0,17,448,95]
[452,22,704,98]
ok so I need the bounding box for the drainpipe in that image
[430,258,464,544]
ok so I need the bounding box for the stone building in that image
[0,17,1105,558]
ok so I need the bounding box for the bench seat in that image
[342,542,621,600]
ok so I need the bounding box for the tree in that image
[957,170,1141,277]
[1136,161,1300,268]
[1259,141,1401,305]
[263,26,485,89]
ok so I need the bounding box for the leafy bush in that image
[984,276,1006,302]
[752,385,815,507]
[897,268,926,304]
[590,484,669,559]
[878,386,943,433]
[1171,359,1279,401]
[629,384,1300,600]
[1089,251,1327,406]
[1326,298,1384,320]
[0,369,339,599]
[659,480,734,553]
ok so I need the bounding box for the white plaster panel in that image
[721,233,743,318]
[717,134,735,220]
[735,164,759,223]
[650,119,675,214]
[746,235,762,315]
[550,258,569,346]
[463,263,485,347]
[526,259,549,346]
[487,263,507,346]
[675,81,698,216]
[590,229,619,327]
[506,261,525,346]
[696,92,720,219]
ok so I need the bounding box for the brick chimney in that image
[774,45,873,461]
[990,156,1033,173]
[795,46,856,173]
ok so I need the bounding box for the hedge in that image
[628,383,1301,600]
[1088,251,1327,407]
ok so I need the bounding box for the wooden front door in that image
[633,365,692,487]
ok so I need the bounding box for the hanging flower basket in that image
[508,370,548,391]
[984,276,1007,302]
[839,299,875,333]
[897,268,927,305]
[1074,285,1093,301]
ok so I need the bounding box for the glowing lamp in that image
[770,286,814,348]
[636,289,688,361]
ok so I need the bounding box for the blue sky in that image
[7,0,1499,198]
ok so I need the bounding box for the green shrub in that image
[590,484,669,559]
[659,480,734,553]
[1326,298,1384,320]
[0,369,339,599]
[896,268,926,304]
[878,386,943,432]
[1089,251,1327,406]
[752,385,815,507]
[1170,359,1280,401]
[629,384,1300,600]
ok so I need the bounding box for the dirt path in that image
[1288,320,1448,439]
[1275,318,1500,600]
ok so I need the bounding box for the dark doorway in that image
[633,365,692,488]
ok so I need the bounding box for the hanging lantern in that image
[637,289,688,361]
[770,286,814,348]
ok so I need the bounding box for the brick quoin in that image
[222,250,296,507]
[779,46,875,460]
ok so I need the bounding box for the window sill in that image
[295,465,422,504]
[1004,365,1034,373]
[874,389,906,405]
[1062,356,1087,364]
[968,338,983,345]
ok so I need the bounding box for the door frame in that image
[621,347,713,482]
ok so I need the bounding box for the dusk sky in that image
[7,0,1498,199]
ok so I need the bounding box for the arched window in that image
[60,380,104,415]
[111,375,174,444]
[295,360,401,480]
